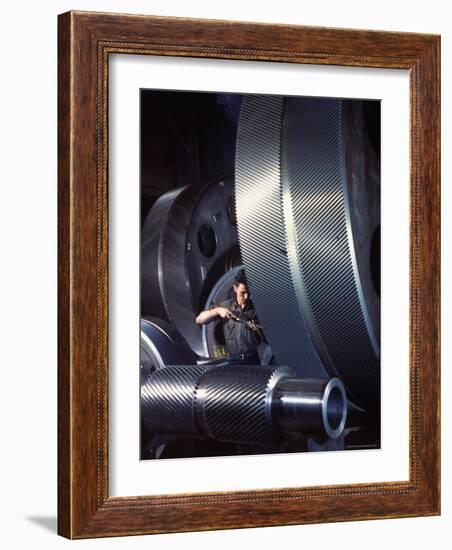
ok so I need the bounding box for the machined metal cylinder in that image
[140,317,197,376]
[141,364,347,444]
[195,364,291,444]
[235,95,380,410]
[141,364,214,438]
[272,378,347,440]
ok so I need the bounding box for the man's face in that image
[233,283,249,307]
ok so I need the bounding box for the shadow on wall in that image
[26,516,56,534]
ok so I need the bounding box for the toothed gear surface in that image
[284,97,379,406]
[141,364,294,444]
[235,95,327,379]
[141,365,214,436]
[235,95,380,408]
[197,365,294,444]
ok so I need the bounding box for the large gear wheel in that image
[235,95,380,410]
[141,176,240,356]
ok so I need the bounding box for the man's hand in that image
[217,307,235,320]
[246,319,259,332]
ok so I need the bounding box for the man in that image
[195,269,263,364]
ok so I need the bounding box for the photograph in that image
[139,89,381,460]
[53,7,440,539]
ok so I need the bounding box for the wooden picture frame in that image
[58,10,440,539]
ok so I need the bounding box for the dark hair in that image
[234,269,248,287]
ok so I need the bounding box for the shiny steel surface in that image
[272,377,347,439]
[141,364,214,437]
[141,188,186,322]
[235,95,380,408]
[235,96,326,379]
[141,176,238,356]
[140,317,197,376]
[196,365,293,444]
[283,97,379,407]
[141,364,346,443]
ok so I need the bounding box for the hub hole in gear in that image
[370,226,381,298]
[197,224,217,257]
[326,386,345,431]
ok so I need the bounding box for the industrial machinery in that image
[141,365,347,443]
[140,317,197,376]
[235,95,380,411]
[141,175,240,357]
[139,92,380,459]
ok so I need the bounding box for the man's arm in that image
[195,306,235,325]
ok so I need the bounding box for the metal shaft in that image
[141,364,347,444]
[271,378,347,440]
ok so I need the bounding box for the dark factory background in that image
[140,90,241,225]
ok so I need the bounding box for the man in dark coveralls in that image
[195,269,263,364]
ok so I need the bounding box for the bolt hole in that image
[197,224,216,257]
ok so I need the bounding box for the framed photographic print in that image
[58,11,440,538]
[137,89,380,463]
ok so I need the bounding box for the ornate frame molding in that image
[58,11,440,538]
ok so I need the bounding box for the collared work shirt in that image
[215,298,261,356]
